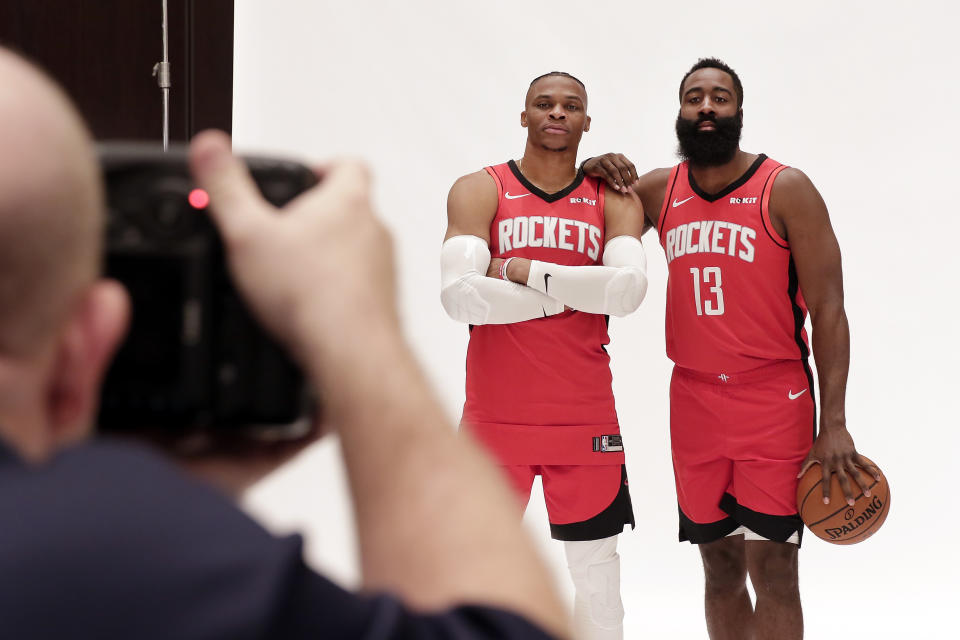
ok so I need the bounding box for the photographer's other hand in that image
[189,130,570,639]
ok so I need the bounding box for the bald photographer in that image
[0,47,568,640]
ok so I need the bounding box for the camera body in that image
[97,143,316,433]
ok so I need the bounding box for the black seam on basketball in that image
[839,499,889,542]
[805,478,880,527]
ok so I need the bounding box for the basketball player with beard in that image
[440,72,648,640]
[582,59,879,639]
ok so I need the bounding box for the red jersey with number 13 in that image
[658,155,810,374]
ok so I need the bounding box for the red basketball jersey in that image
[461,160,623,466]
[657,155,810,374]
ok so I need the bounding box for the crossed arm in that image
[440,170,647,324]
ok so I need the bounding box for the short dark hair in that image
[678,58,743,108]
[529,71,586,92]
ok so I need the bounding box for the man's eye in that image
[716,96,727,103]
[566,104,579,111]
[537,102,549,109]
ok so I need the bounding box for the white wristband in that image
[499,257,515,281]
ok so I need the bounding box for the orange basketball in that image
[796,456,890,545]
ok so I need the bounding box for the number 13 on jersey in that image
[690,267,724,316]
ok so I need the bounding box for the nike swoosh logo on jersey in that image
[788,389,808,400]
[543,273,551,293]
[672,196,695,207]
[505,192,531,199]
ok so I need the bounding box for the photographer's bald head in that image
[0,48,129,462]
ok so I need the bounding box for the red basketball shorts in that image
[500,464,634,541]
[670,359,815,544]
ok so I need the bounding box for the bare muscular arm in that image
[444,170,499,242]
[769,168,881,504]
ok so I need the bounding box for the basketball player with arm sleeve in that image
[582,59,880,639]
[440,72,648,640]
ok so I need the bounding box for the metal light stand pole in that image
[152,0,171,150]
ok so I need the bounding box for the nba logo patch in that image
[593,434,623,452]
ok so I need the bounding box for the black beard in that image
[675,113,742,166]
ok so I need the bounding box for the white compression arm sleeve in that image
[440,235,565,325]
[525,235,648,317]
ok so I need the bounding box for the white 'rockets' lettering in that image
[664,220,758,264]
[558,219,574,251]
[498,216,603,260]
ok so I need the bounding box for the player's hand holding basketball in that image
[189,130,398,371]
[797,425,880,506]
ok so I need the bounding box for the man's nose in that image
[549,104,566,119]
[698,98,716,117]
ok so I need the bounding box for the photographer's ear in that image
[46,280,129,448]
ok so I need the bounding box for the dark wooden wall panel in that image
[0,0,232,142]
[188,0,234,136]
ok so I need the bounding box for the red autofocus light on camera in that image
[188,188,210,209]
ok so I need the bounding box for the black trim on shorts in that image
[687,154,767,202]
[719,492,805,545]
[678,505,740,544]
[507,159,585,203]
[550,465,635,541]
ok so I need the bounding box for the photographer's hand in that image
[189,130,397,366]
[189,131,570,639]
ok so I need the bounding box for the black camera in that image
[97,143,317,433]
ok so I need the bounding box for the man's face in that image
[521,76,590,152]
[675,67,742,166]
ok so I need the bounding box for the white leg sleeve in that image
[440,235,565,325]
[564,535,624,640]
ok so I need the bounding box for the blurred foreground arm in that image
[189,131,569,638]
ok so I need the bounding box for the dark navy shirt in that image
[0,437,557,639]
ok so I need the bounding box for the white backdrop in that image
[235,1,959,636]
